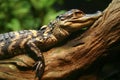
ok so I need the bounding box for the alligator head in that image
[40,9,102,39]
[56,9,102,33]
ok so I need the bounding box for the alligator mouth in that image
[60,11,102,26]
[67,11,102,23]
[59,11,102,32]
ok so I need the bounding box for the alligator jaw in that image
[68,11,102,22]
[60,11,102,32]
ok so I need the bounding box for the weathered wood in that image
[0,55,36,80]
[42,0,120,79]
[0,0,120,80]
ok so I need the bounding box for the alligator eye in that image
[66,14,73,19]
[74,11,85,18]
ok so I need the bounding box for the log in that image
[42,0,120,79]
[0,0,120,80]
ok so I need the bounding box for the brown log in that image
[0,0,120,80]
[42,0,120,79]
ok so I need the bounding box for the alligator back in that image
[0,30,40,59]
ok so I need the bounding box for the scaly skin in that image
[0,9,102,79]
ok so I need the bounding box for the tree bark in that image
[42,0,120,79]
[0,0,120,80]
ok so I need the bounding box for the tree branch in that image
[0,0,120,80]
[42,0,120,79]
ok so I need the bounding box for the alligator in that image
[0,9,102,79]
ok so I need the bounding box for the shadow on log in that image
[0,0,120,80]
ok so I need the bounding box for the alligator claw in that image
[34,60,45,80]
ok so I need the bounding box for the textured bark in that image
[42,0,120,79]
[0,0,120,80]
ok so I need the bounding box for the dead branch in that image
[0,0,120,80]
[42,0,120,80]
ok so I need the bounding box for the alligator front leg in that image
[27,40,45,80]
